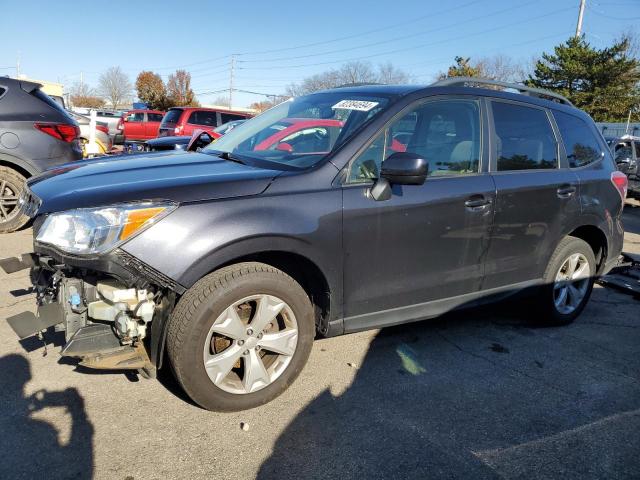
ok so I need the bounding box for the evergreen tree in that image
[527,36,640,122]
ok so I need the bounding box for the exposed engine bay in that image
[1,251,177,376]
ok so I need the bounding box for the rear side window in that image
[492,101,557,171]
[0,87,6,99]
[553,111,603,168]
[221,113,246,124]
[147,113,163,122]
[188,110,217,126]
[160,109,184,126]
[635,141,640,159]
[127,112,145,122]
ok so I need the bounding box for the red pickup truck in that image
[117,109,165,142]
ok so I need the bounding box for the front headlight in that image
[36,201,177,255]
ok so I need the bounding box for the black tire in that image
[0,166,29,234]
[535,236,596,326]
[166,262,315,411]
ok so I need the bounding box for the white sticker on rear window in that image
[332,100,379,111]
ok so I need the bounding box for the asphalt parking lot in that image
[1,202,639,480]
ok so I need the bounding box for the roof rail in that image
[430,77,573,106]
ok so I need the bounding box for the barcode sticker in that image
[332,100,379,111]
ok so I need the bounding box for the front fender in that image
[121,188,343,309]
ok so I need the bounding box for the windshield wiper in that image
[217,151,246,165]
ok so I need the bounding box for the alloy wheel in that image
[0,179,20,223]
[202,294,298,394]
[553,253,591,315]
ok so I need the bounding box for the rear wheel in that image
[536,236,596,325]
[166,262,315,411]
[0,166,29,234]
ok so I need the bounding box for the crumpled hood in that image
[28,151,281,214]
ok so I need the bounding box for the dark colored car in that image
[117,109,164,142]
[157,107,251,138]
[2,78,626,411]
[606,135,640,198]
[0,77,82,233]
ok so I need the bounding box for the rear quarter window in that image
[147,113,164,122]
[0,87,6,99]
[553,111,603,168]
[220,113,247,123]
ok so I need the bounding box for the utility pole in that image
[575,0,586,37]
[229,54,236,109]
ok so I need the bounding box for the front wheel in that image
[166,262,315,411]
[536,236,596,325]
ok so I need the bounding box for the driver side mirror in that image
[381,152,428,185]
[276,142,293,153]
[370,152,428,201]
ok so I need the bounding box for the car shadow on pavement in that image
[0,354,94,480]
[258,300,640,480]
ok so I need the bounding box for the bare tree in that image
[377,61,411,84]
[69,82,105,108]
[286,61,410,96]
[212,95,230,107]
[98,67,132,109]
[167,70,198,106]
[476,54,527,83]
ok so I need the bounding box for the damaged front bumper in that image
[1,246,181,373]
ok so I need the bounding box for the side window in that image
[221,113,246,124]
[553,111,603,168]
[188,111,217,126]
[127,112,144,122]
[615,142,633,161]
[348,99,481,183]
[147,113,163,122]
[634,141,640,159]
[492,102,557,171]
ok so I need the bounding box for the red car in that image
[117,109,164,142]
[252,118,344,153]
[158,107,252,138]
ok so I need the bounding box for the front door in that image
[341,97,495,330]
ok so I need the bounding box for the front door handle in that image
[557,184,577,198]
[465,195,491,210]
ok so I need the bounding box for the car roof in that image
[316,83,588,118]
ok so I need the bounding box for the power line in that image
[239,1,537,65]
[234,0,484,56]
[237,6,575,71]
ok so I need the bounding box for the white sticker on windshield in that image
[332,100,379,111]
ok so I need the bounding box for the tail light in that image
[34,123,80,143]
[611,171,628,200]
[117,119,124,131]
[96,125,109,135]
[174,125,183,135]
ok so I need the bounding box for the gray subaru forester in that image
[2,78,626,411]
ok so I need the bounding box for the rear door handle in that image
[465,195,491,209]
[557,184,577,198]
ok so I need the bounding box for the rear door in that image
[124,111,145,140]
[144,112,163,139]
[342,96,496,328]
[483,99,580,290]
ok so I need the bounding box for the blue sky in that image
[1,0,638,107]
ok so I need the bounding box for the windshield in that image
[205,92,391,168]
